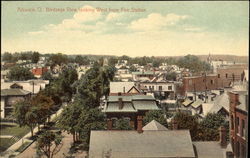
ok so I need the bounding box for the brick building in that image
[182,74,218,95]
[229,91,248,158]
[102,95,159,130]
[32,67,48,78]
[217,65,248,88]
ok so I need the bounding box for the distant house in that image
[1,89,31,118]
[89,120,233,158]
[102,95,159,130]
[132,71,155,81]
[32,67,48,78]
[1,79,49,95]
[109,82,144,96]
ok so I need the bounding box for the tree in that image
[75,55,90,65]
[143,110,168,127]
[57,67,78,102]
[13,100,38,137]
[57,101,82,143]
[165,72,177,81]
[36,130,63,158]
[13,100,30,127]
[49,53,68,66]
[30,93,55,127]
[195,113,229,141]
[170,112,199,139]
[2,52,13,62]
[7,66,35,81]
[176,55,211,73]
[76,108,106,149]
[32,52,40,63]
[42,71,53,80]
[113,118,132,130]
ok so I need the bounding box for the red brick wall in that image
[217,66,247,88]
[228,92,247,158]
[182,75,218,93]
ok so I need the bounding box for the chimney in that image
[118,92,121,96]
[137,116,143,133]
[123,87,125,93]
[219,126,227,147]
[172,119,178,130]
[118,98,123,109]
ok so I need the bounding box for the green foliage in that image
[195,113,228,141]
[77,64,115,108]
[108,57,118,66]
[143,110,168,127]
[54,67,78,102]
[58,102,105,149]
[176,55,211,73]
[31,52,40,63]
[42,71,53,80]
[165,72,177,81]
[2,52,16,62]
[36,130,63,158]
[74,55,90,65]
[7,66,35,81]
[13,93,55,136]
[171,112,229,141]
[49,53,68,66]
[113,118,132,130]
[171,112,199,139]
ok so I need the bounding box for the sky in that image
[1,1,249,57]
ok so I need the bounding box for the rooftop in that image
[1,89,31,96]
[89,130,195,158]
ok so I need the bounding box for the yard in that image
[0,124,30,153]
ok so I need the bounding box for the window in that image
[236,117,239,134]
[241,119,245,137]
[152,86,154,90]
[168,86,172,90]
[159,86,162,91]
[218,74,220,78]
[189,80,192,86]
[210,80,214,84]
[231,115,234,130]
[226,73,228,78]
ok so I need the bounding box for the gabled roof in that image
[109,82,135,93]
[1,89,31,96]
[142,120,168,131]
[89,130,195,158]
[193,141,232,158]
[182,99,193,107]
[191,100,203,108]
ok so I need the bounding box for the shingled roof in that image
[89,130,195,158]
[142,120,168,131]
[1,89,31,96]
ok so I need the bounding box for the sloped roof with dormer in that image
[103,95,159,113]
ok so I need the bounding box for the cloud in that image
[129,13,189,31]
[28,31,44,35]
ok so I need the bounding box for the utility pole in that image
[204,72,207,103]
